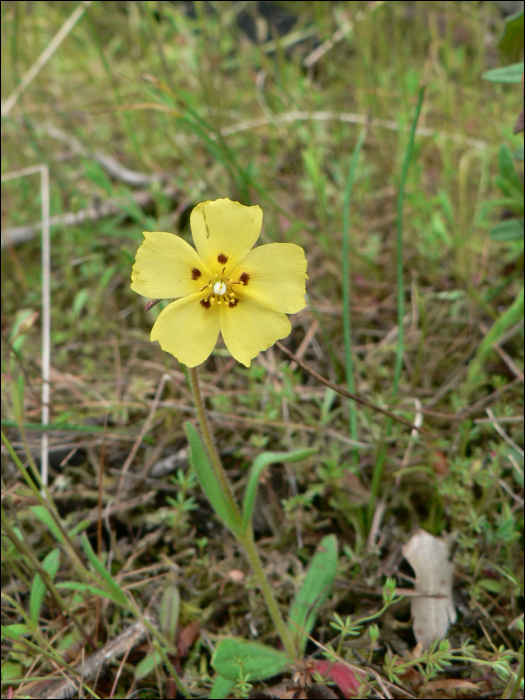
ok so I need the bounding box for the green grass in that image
[1,1,523,698]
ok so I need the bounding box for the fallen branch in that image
[21,615,155,699]
[1,185,178,248]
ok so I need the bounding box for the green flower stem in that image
[238,525,297,660]
[187,366,241,523]
[187,366,296,660]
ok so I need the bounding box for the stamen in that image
[199,272,244,310]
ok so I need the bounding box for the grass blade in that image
[368,85,425,526]
[342,127,367,446]
[80,533,128,608]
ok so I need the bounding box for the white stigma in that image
[213,281,227,296]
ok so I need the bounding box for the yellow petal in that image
[151,293,220,367]
[229,243,307,314]
[131,231,212,299]
[219,296,292,367]
[190,199,262,276]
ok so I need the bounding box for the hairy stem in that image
[238,525,297,660]
[187,366,241,522]
[187,366,296,659]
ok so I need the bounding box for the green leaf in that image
[498,10,524,63]
[1,624,31,641]
[68,518,92,539]
[241,448,317,533]
[467,286,524,383]
[30,548,60,625]
[494,177,524,210]
[483,62,524,83]
[478,578,504,594]
[211,638,288,682]
[83,158,114,195]
[72,288,91,319]
[134,650,161,680]
[209,674,236,699]
[514,146,524,161]
[489,219,524,242]
[184,422,241,534]
[499,144,523,194]
[80,534,128,607]
[30,505,64,544]
[1,660,22,681]
[56,581,126,606]
[159,582,180,645]
[483,196,525,216]
[289,534,338,654]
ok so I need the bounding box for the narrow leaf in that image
[289,534,338,653]
[482,62,524,83]
[489,219,524,242]
[497,9,524,62]
[467,286,524,382]
[499,144,523,194]
[1,624,31,641]
[80,534,128,607]
[57,581,126,606]
[184,422,241,533]
[242,448,317,533]
[134,650,162,680]
[30,548,60,625]
[30,505,64,544]
[211,638,288,682]
[159,582,180,645]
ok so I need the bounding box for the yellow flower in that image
[131,198,308,367]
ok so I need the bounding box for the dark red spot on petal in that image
[217,253,228,264]
[228,298,238,307]
[191,268,202,280]
[239,272,250,286]
[200,299,211,309]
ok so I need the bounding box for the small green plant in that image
[483,142,524,244]
[130,197,341,692]
[467,20,524,385]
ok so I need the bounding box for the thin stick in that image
[41,165,50,489]
[276,341,432,438]
[214,110,486,151]
[2,165,51,487]
[1,185,179,249]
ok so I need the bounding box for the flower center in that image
[213,281,227,296]
[200,274,238,309]
[199,267,251,310]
